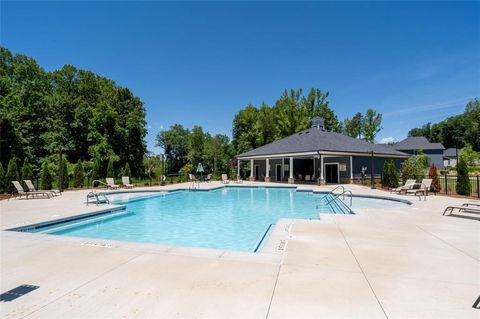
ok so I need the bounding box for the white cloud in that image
[378,137,396,144]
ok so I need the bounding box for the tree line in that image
[158,88,383,177]
[408,98,480,151]
[0,47,147,191]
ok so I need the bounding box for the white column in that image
[320,155,324,181]
[237,160,240,176]
[282,157,284,179]
[250,159,254,177]
[266,158,270,177]
[350,156,353,180]
[289,157,294,179]
[313,156,316,178]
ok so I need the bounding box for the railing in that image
[315,186,354,214]
[86,192,110,205]
[91,179,109,190]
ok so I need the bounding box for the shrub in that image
[5,158,20,193]
[428,163,440,193]
[40,162,53,190]
[382,160,399,188]
[0,163,5,193]
[58,155,69,190]
[122,162,131,177]
[21,158,33,182]
[73,160,85,188]
[179,163,194,181]
[401,155,428,182]
[456,156,471,196]
[91,156,102,181]
[106,156,116,178]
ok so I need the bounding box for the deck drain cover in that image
[0,285,39,302]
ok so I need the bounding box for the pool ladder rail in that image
[87,180,111,205]
[316,186,353,214]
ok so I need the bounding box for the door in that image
[325,164,339,184]
[255,165,260,180]
[275,164,281,182]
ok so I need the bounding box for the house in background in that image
[443,148,459,168]
[393,136,445,169]
[236,117,409,184]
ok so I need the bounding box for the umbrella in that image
[196,163,204,181]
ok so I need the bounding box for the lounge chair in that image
[24,179,61,197]
[189,174,198,182]
[443,203,480,216]
[121,176,134,189]
[405,179,432,200]
[235,175,243,184]
[305,175,310,183]
[390,179,416,194]
[10,181,51,200]
[106,178,119,190]
[221,174,230,184]
[205,174,212,182]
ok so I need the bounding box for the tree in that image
[21,158,33,181]
[91,156,102,181]
[188,126,205,166]
[401,154,429,182]
[381,160,399,188]
[156,124,190,173]
[40,162,53,190]
[179,163,194,181]
[343,112,363,138]
[122,162,131,177]
[459,144,479,169]
[0,163,5,193]
[5,158,19,193]
[73,160,85,188]
[456,156,471,196]
[428,163,440,193]
[362,109,382,143]
[57,154,69,190]
[106,156,116,178]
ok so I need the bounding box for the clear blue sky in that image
[2,1,479,153]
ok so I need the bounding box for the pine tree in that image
[382,160,399,188]
[58,156,69,190]
[428,163,440,193]
[5,158,20,193]
[122,162,131,177]
[456,156,471,196]
[0,163,6,193]
[106,157,115,178]
[21,158,33,182]
[91,156,102,181]
[73,160,85,188]
[40,162,53,190]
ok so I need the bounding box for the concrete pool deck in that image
[1,182,479,318]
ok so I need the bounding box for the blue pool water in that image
[20,187,407,252]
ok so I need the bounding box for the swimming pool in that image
[15,187,408,252]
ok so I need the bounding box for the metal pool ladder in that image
[316,185,353,214]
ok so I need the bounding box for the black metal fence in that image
[353,174,480,198]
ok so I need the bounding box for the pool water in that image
[29,187,352,252]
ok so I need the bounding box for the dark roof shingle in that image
[237,128,408,157]
[393,136,444,151]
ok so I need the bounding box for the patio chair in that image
[443,203,480,216]
[121,176,134,189]
[405,179,432,200]
[188,174,198,182]
[305,175,310,183]
[10,181,51,200]
[106,178,119,190]
[205,174,212,182]
[221,174,230,184]
[24,179,61,196]
[390,179,415,194]
[235,175,243,184]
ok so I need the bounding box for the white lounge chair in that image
[390,179,415,194]
[106,178,119,190]
[221,174,230,184]
[24,179,61,196]
[10,181,51,200]
[205,174,212,182]
[235,175,243,184]
[443,203,480,216]
[406,179,432,200]
[121,176,134,189]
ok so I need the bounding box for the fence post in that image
[445,174,448,195]
[477,176,479,198]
